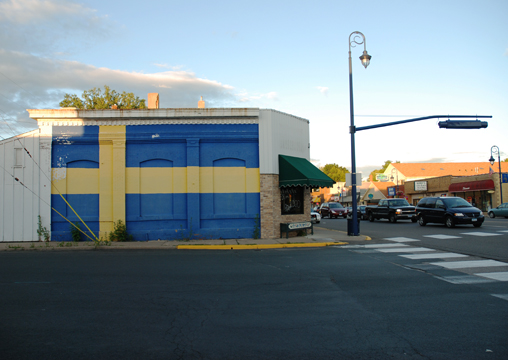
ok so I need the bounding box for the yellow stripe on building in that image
[126,167,187,194]
[125,166,260,194]
[99,125,126,235]
[200,167,260,193]
[51,168,99,194]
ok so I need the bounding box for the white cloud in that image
[0,0,115,55]
[316,86,329,96]
[0,49,245,137]
[238,91,279,102]
[0,0,272,137]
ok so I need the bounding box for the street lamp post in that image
[390,168,399,198]
[349,31,371,236]
[489,145,504,205]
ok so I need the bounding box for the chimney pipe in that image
[198,96,205,109]
[148,93,159,109]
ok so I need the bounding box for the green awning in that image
[279,155,335,188]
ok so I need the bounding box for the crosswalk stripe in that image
[491,294,508,301]
[439,275,495,284]
[377,247,435,253]
[423,234,460,239]
[460,232,502,237]
[383,237,419,242]
[430,260,508,269]
[364,243,409,248]
[475,272,508,281]
[400,253,468,260]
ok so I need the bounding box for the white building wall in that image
[259,109,310,175]
[0,129,52,241]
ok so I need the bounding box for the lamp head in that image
[489,155,495,166]
[360,50,371,68]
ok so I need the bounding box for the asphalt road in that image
[1,248,507,360]
[318,217,508,262]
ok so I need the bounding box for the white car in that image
[311,211,321,224]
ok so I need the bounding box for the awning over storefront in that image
[312,197,321,202]
[449,179,495,193]
[279,155,335,188]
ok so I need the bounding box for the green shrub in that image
[70,222,82,242]
[108,220,133,242]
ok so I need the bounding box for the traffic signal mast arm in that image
[350,115,491,133]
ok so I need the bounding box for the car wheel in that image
[389,214,397,223]
[329,213,333,219]
[418,216,426,226]
[473,222,482,228]
[488,212,495,218]
[316,220,320,224]
[445,216,455,228]
[368,213,374,222]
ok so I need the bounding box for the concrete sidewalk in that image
[0,227,371,251]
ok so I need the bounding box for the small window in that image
[281,186,304,215]
[14,148,23,167]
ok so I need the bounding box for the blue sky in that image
[0,0,507,176]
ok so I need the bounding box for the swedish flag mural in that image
[51,123,260,241]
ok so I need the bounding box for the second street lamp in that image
[349,31,371,236]
[489,145,504,204]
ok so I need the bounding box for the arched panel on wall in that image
[65,160,99,219]
[213,158,247,214]
[51,158,100,241]
[139,159,174,217]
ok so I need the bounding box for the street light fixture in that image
[489,145,504,204]
[390,168,399,198]
[349,31,371,236]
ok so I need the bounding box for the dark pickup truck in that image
[366,198,417,223]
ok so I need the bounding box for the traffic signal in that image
[438,120,488,129]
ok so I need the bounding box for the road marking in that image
[377,247,435,253]
[400,253,468,260]
[430,260,508,269]
[498,230,508,233]
[475,272,508,281]
[364,243,410,248]
[423,234,460,239]
[438,275,495,284]
[491,294,508,301]
[383,237,420,242]
[460,232,502,237]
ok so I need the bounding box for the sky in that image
[0,0,507,177]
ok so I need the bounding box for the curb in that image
[177,242,348,250]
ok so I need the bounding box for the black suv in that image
[416,197,484,228]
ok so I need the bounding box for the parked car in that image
[346,205,368,220]
[416,196,484,228]
[311,210,321,224]
[488,203,508,218]
[358,205,368,220]
[319,202,347,218]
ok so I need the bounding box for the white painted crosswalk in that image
[366,234,508,289]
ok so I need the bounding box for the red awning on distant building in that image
[449,179,495,193]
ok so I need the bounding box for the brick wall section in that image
[260,174,311,239]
